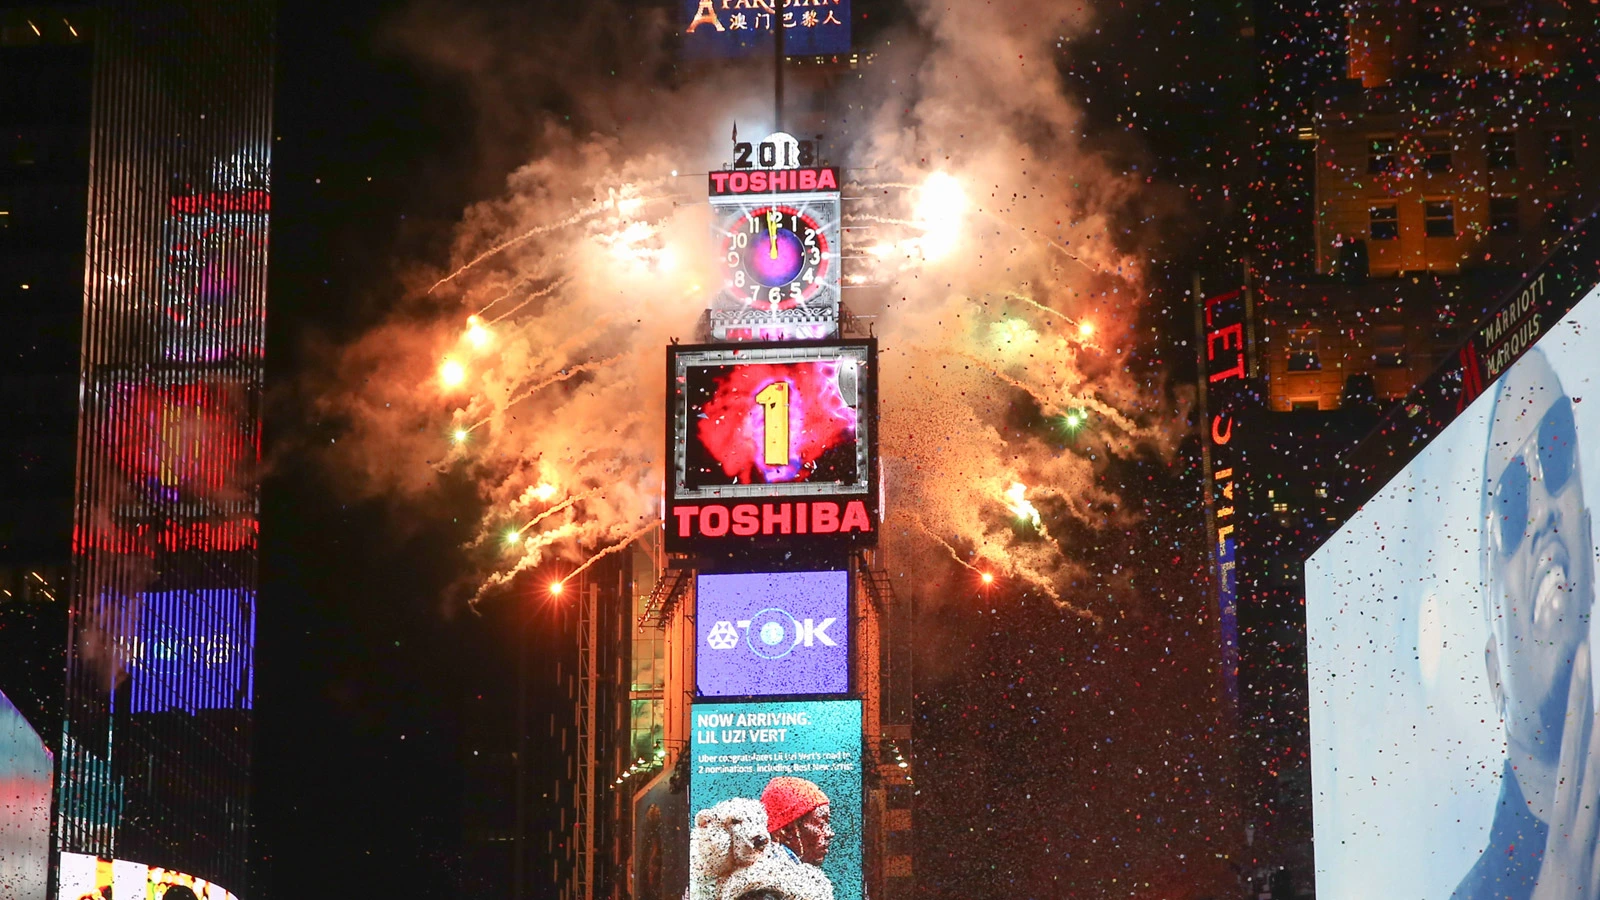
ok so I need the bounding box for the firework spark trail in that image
[430,207,609,292]
[501,355,624,410]
[955,350,1147,439]
[472,265,565,318]
[488,277,570,324]
[471,522,581,607]
[910,517,983,574]
[429,183,680,293]
[517,486,605,532]
[842,214,918,226]
[558,519,661,586]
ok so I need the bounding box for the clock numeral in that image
[768,287,782,305]
[808,247,822,265]
[755,381,790,467]
[734,270,746,288]
[733,232,749,249]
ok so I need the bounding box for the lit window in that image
[1287,329,1321,372]
[1488,130,1517,169]
[1490,196,1519,234]
[1547,129,1574,168]
[1424,199,1455,237]
[1369,203,1399,241]
[1368,137,1397,174]
[0,210,9,230]
[1422,134,1453,172]
[1315,487,1329,498]
[1272,501,1290,513]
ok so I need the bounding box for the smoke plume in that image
[315,0,1177,615]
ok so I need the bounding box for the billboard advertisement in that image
[0,687,50,900]
[690,700,861,900]
[120,589,256,714]
[681,0,850,59]
[666,341,877,553]
[697,570,849,697]
[58,852,238,900]
[1306,280,1600,899]
[1196,286,1251,705]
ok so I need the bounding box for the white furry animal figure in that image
[689,798,772,900]
[718,847,835,900]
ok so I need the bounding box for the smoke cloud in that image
[315,0,1178,615]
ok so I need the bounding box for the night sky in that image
[256,1,1259,897]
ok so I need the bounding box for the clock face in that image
[709,189,841,340]
[723,205,830,310]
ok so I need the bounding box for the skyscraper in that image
[51,2,273,895]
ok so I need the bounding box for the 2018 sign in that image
[666,341,877,553]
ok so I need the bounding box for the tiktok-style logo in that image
[705,607,837,660]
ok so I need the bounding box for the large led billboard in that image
[0,688,50,900]
[58,852,238,900]
[666,341,877,553]
[1306,280,1600,899]
[697,570,849,697]
[690,700,861,900]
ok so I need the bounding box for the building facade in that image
[52,2,273,895]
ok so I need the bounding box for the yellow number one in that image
[755,381,790,466]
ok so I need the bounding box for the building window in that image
[1490,196,1519,234]
[1287,329,1321,372]
[1488,130,1517,169]
[1291,399,1320,411]
[1422,134,1453,172]
[1272,501,1290,513]
[1369,203,1399,241]
[1368,136,1397,174]
[1546,195,1572,232]
[1374,325,1406,367]
[1424,199,1456,237]
[1547,129,1574,168]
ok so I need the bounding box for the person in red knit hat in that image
[759,776,834,867]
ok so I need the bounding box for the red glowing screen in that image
[671,342,874,500]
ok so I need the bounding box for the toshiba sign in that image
[666,341,878,553]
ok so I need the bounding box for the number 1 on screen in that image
[755,382,789,467]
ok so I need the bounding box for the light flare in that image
[438,358,467,390]
[1004,481,1043,530]
[464,315,493,350]
[913,171,967,261]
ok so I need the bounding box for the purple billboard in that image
[696,570,849,697]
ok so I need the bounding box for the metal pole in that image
[515,602,528,900]
[773,1,785,133]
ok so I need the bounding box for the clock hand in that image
[766,209,781,260]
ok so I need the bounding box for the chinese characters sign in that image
[682,0,851,58]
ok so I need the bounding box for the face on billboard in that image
[1306,283,1600,899]
[697,571,849,697]
[689,700,861,900]
[667,342,877,552]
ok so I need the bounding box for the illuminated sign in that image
[689,700,861,900]
[1198,287,1249,703]
[666,341,877,552]
[161,191,269,364]
[120,589,256,714]
[681,0,850,58]
[1306,280,1600,898]
[0,687,50,900]
[708,168,841,341]
[696,570,849,697]
[59,853,238,900]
